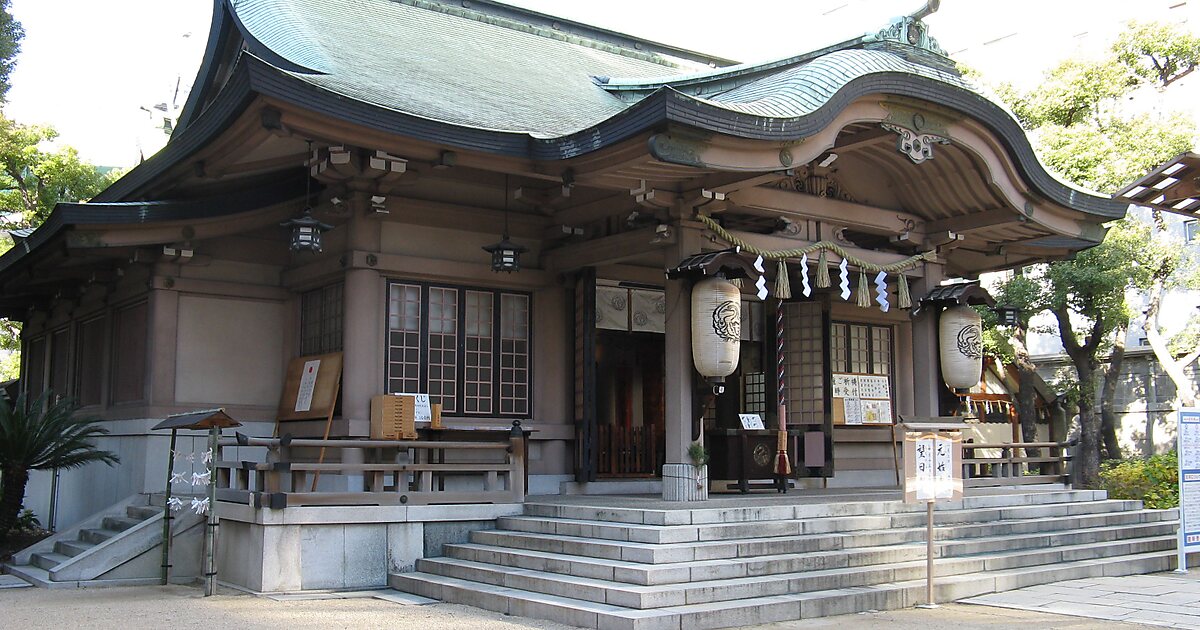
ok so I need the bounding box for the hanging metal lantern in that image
[482,233,527,273]
[939,304,983,391]
[691,276,741,385]
[281,210,332,253]
[994,304,1022,327]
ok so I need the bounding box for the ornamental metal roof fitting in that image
[665,246,758,281]
[910,280,996,317]
[1115,152,1200,217]
[152,408,243,431]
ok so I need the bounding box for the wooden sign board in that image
[831,372,893,425]
[739,414,765,430]
[276,352,343,421]
[903,431,963,503]
[371,394,417,440]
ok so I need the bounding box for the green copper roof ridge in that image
[597,36,870,91]
[385,0,716,70]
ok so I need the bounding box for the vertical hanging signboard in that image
[903,431,963,608]
[1177,409,1200,572]
[904,432,963,503]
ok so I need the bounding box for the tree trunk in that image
[1075,367,1102,488]
[1052,304,1104,488]
[1009,325,1041,468]
[1100,327,1126,460]
[0,466,29,541]
[1143,278,1200,408]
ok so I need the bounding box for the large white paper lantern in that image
[691,277,741,380]
[939,304,983,390]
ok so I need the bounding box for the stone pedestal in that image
[662,464,708,501]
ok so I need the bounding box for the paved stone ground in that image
[964,572,1200,629]
[0,581,1158,630]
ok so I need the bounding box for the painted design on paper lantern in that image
[956,324,982,359]
[711,300,741,342]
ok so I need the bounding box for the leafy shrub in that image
[14,508,39,532]
[1098,451,1178,509]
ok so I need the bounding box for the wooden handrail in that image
[213,424,527,507]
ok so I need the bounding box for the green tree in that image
[0,392,118,540]
[0,116,117,362]
[0,0,21,102]
[1138,215,1200,453]
[1043,221,1155,485]
[983,22,1198,486]
[0,115,116,229]
[985,271,1045,455]
[1114,20,1200,89]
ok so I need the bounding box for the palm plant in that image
[0,391,118,540]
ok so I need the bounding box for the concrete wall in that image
[22,420,274,531]
[215,503,521,593]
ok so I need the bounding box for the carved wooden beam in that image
[542,226,674,273]
[921,208,1025,234]
[727,186,925,237]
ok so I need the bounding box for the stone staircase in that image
[5,494,204,588]
[390,489,1179,629]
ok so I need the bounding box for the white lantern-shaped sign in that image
[939,304,983,391]
[691,277,741,381]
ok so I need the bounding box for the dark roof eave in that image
[176,0,230,135]
[0,173,306,280]
[99,55,1124,222]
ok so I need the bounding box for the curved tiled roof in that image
[230,0,334,74]
[100,0,1123,222]
[699,49,969,118]
[233,0,701,136]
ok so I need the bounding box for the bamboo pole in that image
[204,427,218,597]
[160,429,177,585]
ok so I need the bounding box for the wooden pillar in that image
[148,286,180,407]
[662,222,706,501]
[663,223,702,464]
[339,199,383,490]
[911,262,944,417]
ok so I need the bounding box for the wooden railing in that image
[213,430,525,508]
[962,441,1070,488]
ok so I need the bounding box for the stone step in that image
[126,505,159,521]
[521,489,1108,526]
[4,563,53,589]
[474,510,1173,565]
[450,520,1177,587]
[54,539,97,558]
[500,500,1156,546]
[31,552,71,572]
[424,534,1176,609]
[79,528,117,545]
[101,516,140,532]
[938,521,1177,559]
[392,549,1173,630]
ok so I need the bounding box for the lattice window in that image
[386,282,531,417]
[387,283,422,395]
[785,302,825,427]
[500,293,529,415]
[301,283,343,356]
[830,323,847,373]
[872,327,892,376]
[465,290,494,414]
[830,321,893,379]
[427,287,459,413]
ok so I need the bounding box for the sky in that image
[4,0,1198,168]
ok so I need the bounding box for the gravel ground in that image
[0,583,1158,630]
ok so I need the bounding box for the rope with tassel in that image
[698,215,932,309]
[775,301,792,489]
